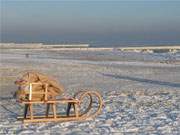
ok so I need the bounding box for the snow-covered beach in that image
[0,48,180,134]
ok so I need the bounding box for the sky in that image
[1,0,180,46]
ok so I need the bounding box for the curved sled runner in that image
[15,72,103,123]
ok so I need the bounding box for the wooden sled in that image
[17,83,103,123]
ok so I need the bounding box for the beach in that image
[0,47,180,134]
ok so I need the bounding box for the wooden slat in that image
[18,114,77,119]
[25,92,51,95]
[52,103,57,118]
[44,84,48,101]
[22,99,79,104]
[29,84,32,100]
[74,104,79,118]
[31,82,43,85]
[29,104,33,120]
[22,116,86,123]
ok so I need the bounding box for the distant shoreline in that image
[1,43,180,47]
[0,43,90,48]
[0,43,180,53]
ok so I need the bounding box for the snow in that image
[0,49,180,134]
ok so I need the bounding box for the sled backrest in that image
[28,83,48,101]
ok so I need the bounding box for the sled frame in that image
[18,83,103,123]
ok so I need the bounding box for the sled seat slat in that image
[25,92,51,95]
[21,99,80,104]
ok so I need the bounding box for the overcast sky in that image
[1,0,180,45]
